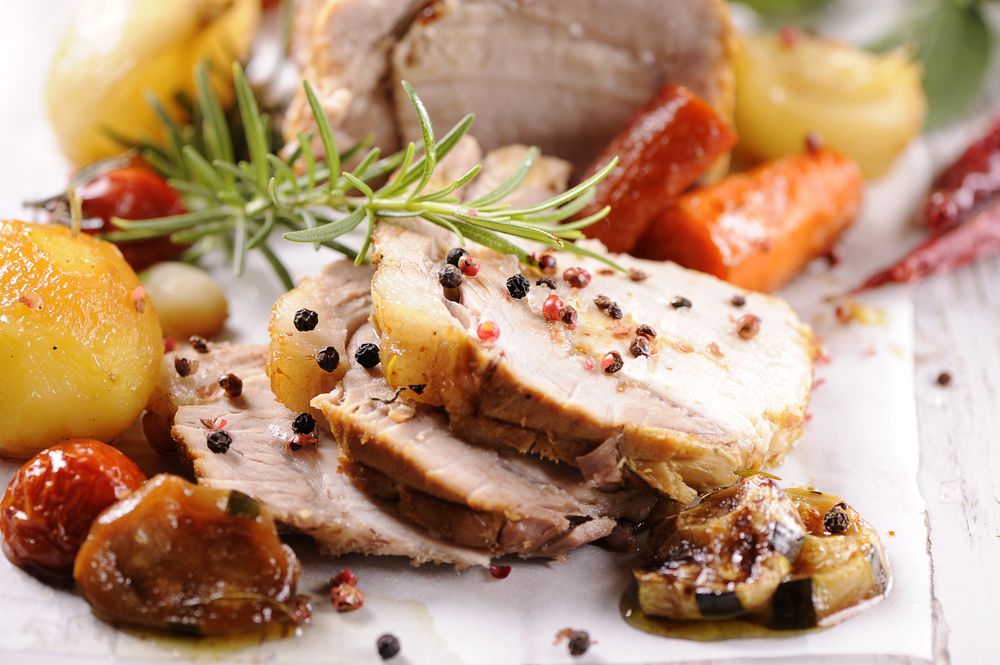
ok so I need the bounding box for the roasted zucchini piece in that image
[771,489,891,628]
[633,477,807,620]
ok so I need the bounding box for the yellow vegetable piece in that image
[734,32,926,178]
[0,221,163,458]
[45,0,260,165]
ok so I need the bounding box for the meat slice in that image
[286,0,734,172]
[145,343,490,568]
[314,322,657,556]
[369,219,816,504]
[267,261,376,422]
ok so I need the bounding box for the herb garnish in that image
[106,64,618,290]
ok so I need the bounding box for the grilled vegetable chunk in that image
[633,476,806,620]
[772,488,891,628]
[74,474,306,635]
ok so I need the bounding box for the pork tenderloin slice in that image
[369,219,816,504]
[267,261,376,422]
[151,347,489,568]
[286,0,734,173]
[314,321,656,557]
[143,342,268,456]
[462,144,572,207]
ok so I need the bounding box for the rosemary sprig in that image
[108,63,617,289]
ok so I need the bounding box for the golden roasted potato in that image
[0,221,163,458]
[45,0,260,165]
[734,31,926,178]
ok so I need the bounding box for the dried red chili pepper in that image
[920,117,1000,234]
[855,196,1000,292]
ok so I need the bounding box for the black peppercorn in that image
[608,302,623,320]
[189,336,209,353]
[207,430,232,454]
[174,357,199,377]
[446,247,469,266]
[568,630,590,656]
[636,324,657,339]
[671,296,692,309]
[294,308,319,331]
[593,294,612,310]
[218,373,243,398]
[507,274,530,299]
[562,305,578,328]
[602,351,624,374]
[376,633,400,660]
[536,276,557,289]
[823,503,851,534]
[292,412,316,435]
[316,346,340,372]
[731,294,747,308]
[439,264,463,288]
[355,342,381,368]
[630,337,651,358]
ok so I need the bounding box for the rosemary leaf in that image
[284,206,366,242]
[233,63,270,192]
[354,208,375,266]
[303,79,340,184]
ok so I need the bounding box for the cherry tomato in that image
[1,439,147,581]
[74,165,187,271]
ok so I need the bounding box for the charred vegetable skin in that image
[74,474,306,635]
[633,477,807,620]
[772,489,890,629]
[635,147,863,293]
[577,85,737,254]
[632,479,891,629]
[0,439,147,581]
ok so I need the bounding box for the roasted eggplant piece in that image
[771,488,891,629]
[633,476,807,620]
[74,474,307,636]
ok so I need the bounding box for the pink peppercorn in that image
[477,321,500,345]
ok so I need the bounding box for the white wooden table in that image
[2,2,999,663]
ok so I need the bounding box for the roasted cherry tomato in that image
[74,165,187,271]
[0,439,147,581]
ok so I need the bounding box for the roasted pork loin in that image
[285,0,734,172]
[369,219,816,504]
[145,342,490,568]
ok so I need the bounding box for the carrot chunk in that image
[577,85,737,254]
[633,148,863,293]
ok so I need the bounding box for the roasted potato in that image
[0,221,163,457]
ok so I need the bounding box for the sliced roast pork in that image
[286,0,734,172]
[369,219,816,504]
[145,342,490,568]
[269,258,657,556]
[314,321,657,556]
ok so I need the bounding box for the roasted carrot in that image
[855,194,1000,292]
[576,85,737,254]
[633,147,863,293]
[920,116,1000,233]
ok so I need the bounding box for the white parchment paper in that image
[0,2,934,663]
